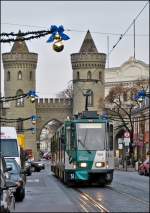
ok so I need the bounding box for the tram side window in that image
[109,124,113,150]
[66,128,71,150]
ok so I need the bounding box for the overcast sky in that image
[1,1,149,98]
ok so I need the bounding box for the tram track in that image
[105,185,149,206]
[74,184,149,212]
[74,188,109,212]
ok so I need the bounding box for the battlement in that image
[35,98,72,108]
[2,53,38,63]
[71,53,106,63]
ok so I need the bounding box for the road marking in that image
[27,179,39,183]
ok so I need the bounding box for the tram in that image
[51,111,114,186]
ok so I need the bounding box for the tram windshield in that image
[76,123,106,151]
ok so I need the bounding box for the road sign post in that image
[123,132,130,171]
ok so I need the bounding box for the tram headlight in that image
[95,162,105,168]
[80,162,87,168]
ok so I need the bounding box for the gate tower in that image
[2,31,38,159]
[71,30,106,115]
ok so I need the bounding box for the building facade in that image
[105,56,149,160]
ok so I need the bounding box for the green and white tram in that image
[51,111,114,186]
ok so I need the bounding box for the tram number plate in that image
[70,173,74,179]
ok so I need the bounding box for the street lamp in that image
[83,89,92,111]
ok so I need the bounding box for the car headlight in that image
[95,162,105,168]
[80,162,87,168]
[38,163,42,166]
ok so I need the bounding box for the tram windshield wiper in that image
[78,139,91,154]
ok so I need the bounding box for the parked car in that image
[24,160,32,176]
[30,160,45,172]
[0,156,16,212]
[138,159,150,176]
[5,158,26,202]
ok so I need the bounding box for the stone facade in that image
[71,30,106,114]
[2,31,38,159]
[105,56,149,97]
[104,56,149,158]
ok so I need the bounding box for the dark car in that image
[30,160,45,172]
[138,159,150,176]
[5,158,26,202]
[0,156,16,212]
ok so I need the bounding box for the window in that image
[109,124,113,150]
[16,89,24,107]
[76,123,105,150]
[29,71,32,80]
[87,71,92,80]
[99,72,102,81]
[77,71,80,80]
[18,71,22,80]
[0,139,19,157]
[7,71,10,81]
[87,90,93,106]
[66,127,71,150]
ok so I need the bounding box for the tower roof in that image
[79,30,98,53]
[11,30,29,53]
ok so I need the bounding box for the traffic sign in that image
[124,131,130,138]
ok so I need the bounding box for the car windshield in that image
[0,139,19,157]
[76,123,106,151]
[5,159,20,174]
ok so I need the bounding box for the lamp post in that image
[83,89,92,111]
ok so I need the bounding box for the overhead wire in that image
[108,1,149,56]
[1,22,148,37]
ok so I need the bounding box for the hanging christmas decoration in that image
[47,25,70,52]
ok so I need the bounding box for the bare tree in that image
[104,80,148,158]
[56,83,73,99]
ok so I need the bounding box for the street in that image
[14,160,149,212]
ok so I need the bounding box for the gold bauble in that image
[30,97,35,103]
[53,40,64,52]
[32,120,36,125]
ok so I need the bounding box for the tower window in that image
[16,89,24,107]
[88,90,93,106]
[7,71,10,81]
[77,72,80,80]
[99,72,102,81]
[18,71,22,80]
[29,71,32,80]
[87,71,92,80]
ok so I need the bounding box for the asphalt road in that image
[13,160,149,212]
